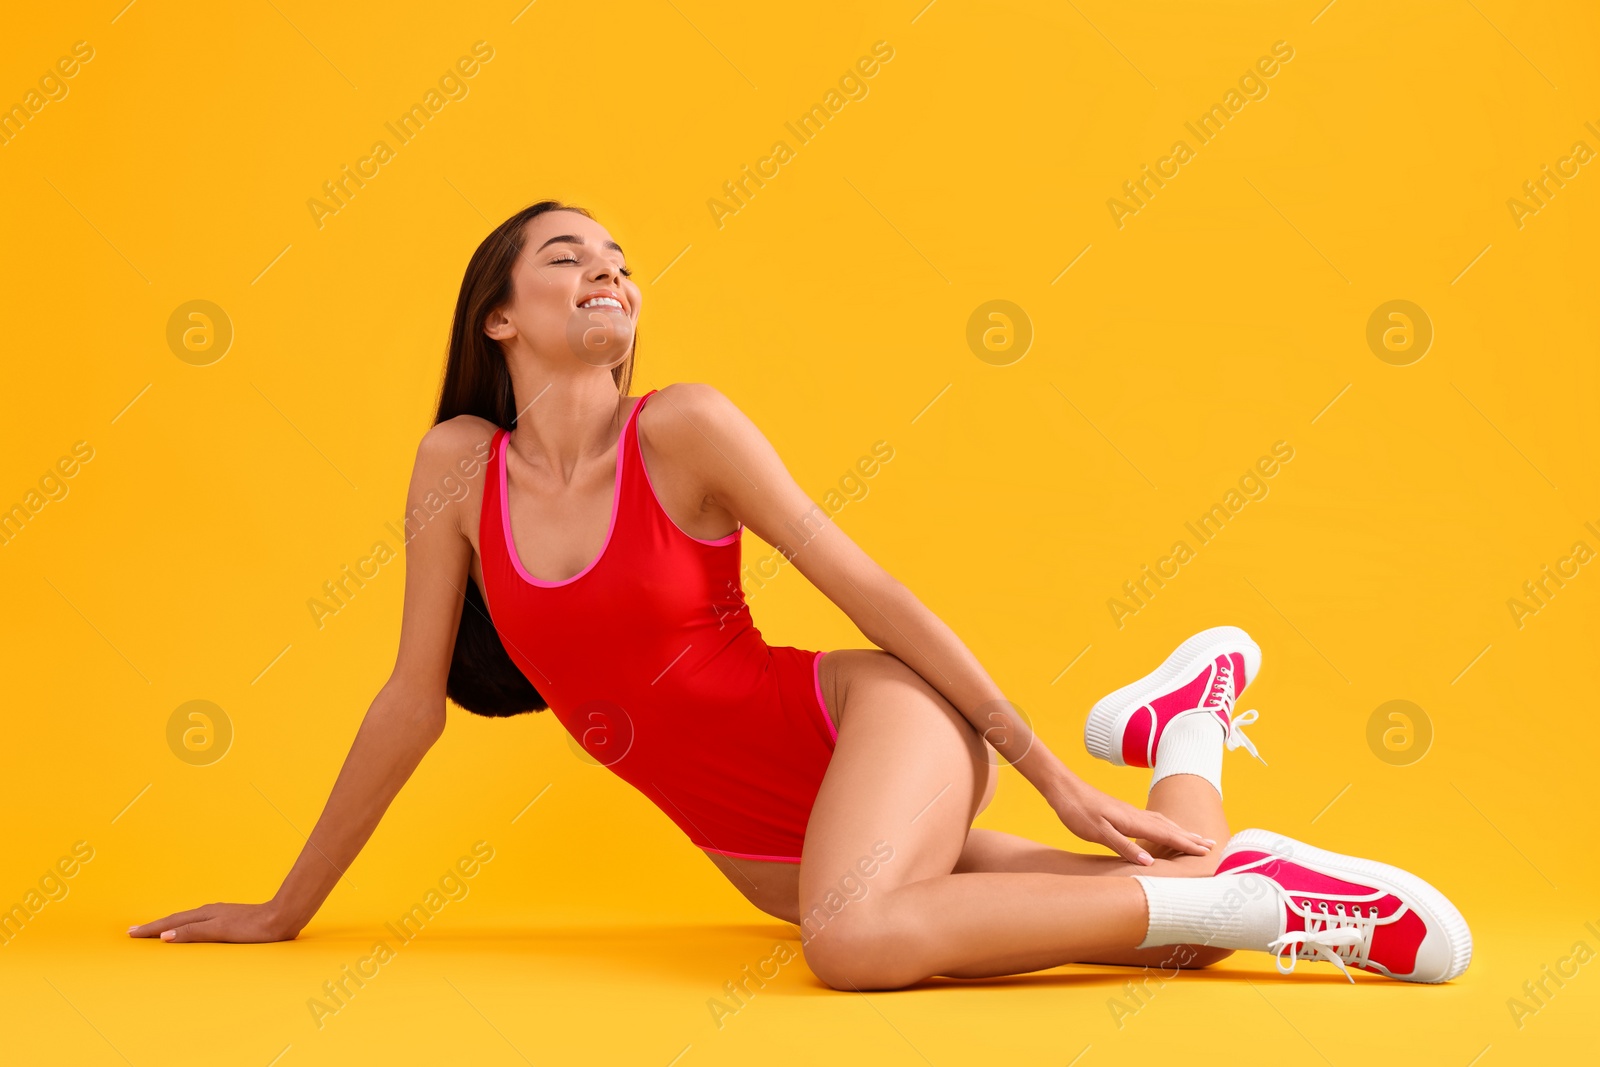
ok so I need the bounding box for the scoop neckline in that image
[498,393,648,587]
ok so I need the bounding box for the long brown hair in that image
[436,200,636,716]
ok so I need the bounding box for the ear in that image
[483,306,515,341]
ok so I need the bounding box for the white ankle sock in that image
[1150,713,1225,797]
[1132,872,1282,950]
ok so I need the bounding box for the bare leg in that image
[949,771,1234,967]
[799,651,1233,990]
[955,773,1229,877]
[953,777,1236,968]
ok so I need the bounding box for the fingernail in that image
[1138,851,1153,864]
[160,930,175,941]
[127,925,138,934]
[1203,837,1217,845]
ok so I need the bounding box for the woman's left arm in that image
[650,383,1211,866]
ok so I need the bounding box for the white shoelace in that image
[1207,664,1267,765]
[1267,901,1380,983]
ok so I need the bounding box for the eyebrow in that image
[535,234,626,257]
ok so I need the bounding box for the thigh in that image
[800,650,990,919]
[816,648,997,815]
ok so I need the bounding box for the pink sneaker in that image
[1084,625,1264,768]
[1217,829,1473,983]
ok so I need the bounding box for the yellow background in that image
[2,0,1596,1063]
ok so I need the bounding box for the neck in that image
[505,364,630,482]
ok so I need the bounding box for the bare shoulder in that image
[640,381,749,449]
[650,380,737,414]
[414,414,499,484]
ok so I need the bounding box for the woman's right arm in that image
[130,422,490,943]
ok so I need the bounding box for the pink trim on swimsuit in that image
[634,414,742,546]
[702,845,803,864]
[812,649,837,743]
[499,396,644,588]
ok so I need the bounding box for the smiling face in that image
[484,209,642,369]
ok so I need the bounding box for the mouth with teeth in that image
[577,293,626,314]
[567,288,635,364]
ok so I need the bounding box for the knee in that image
[799,905,920,991]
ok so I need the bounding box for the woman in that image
[130,200,1471,989]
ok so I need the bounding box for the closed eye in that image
[550,254,631,277]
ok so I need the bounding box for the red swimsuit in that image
[478,388,838,862]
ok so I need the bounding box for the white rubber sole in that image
[1084,625,1262,766]
[1223,828,1474,983]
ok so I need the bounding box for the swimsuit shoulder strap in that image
[623,387,658,458]
[478,425,512,565]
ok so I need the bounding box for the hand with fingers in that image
[128,902,300,944]
[1046,776,1215,866]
